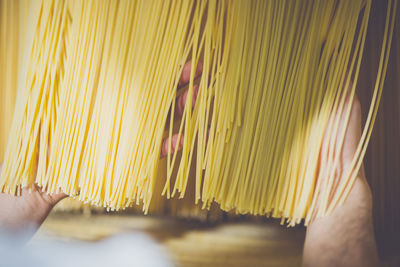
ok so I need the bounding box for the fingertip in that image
[352,95,361,117]
[179,61,192,86]
[178,61,203,87]
[54,192,68,202]
[171,134,179,149]
[196,61,203,76]
[177,90,188,116]
[192,84,199,106]
[177,85,198,117]
[161,138,170,157]
[178,134,184,150]
[172,134,184,151]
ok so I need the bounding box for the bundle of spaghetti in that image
[0,0,397,226]
[55,127,226,221]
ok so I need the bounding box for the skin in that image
[0,62,379,266]
[0,182,65,233]
[302,95,380,267]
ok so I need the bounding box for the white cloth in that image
[0,230,173,267]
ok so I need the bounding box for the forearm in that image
[302,176,380,267]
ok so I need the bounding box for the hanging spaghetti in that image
[0,0,396,226]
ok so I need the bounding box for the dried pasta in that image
[0,0,397,226]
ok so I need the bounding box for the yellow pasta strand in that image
[0,0,29,162]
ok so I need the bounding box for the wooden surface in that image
[33,213,306,267]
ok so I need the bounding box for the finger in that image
[178,61,203,87]
[340,95,362,165]
[50,192,68,204]
[161,134,184,158]
[176,84,199,117]
[39,189,68,206]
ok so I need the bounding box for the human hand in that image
[0,164,66,233]
[160,60,202,157]
[303,93,379,267]
[311,92,372,219]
